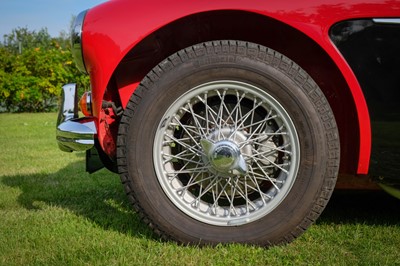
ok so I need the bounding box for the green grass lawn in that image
[0,113,399,265]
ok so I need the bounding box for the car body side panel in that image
[331,19,400,182]
[81,0,400,174]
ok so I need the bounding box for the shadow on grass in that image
[2,161,399,237]
[1,161,157,240]
[319,189,400,226]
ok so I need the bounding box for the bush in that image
[0,28,89,112]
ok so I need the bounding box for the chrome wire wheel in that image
[154,80,300,226]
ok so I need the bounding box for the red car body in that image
[57,0,400,245]
[84,0,397,175]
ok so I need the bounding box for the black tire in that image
[117,40,339,246]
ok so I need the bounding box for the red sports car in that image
[56,0,400,246]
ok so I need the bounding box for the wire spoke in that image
[164,133,204,156]
[172,115,203,149]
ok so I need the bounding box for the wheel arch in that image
[109,10,368,175]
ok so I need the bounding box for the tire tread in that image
[117,40,340,246]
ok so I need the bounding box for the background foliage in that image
[0,27,89,112]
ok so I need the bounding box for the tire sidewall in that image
[122,46,333,245]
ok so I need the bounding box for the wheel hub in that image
[210,140,240,171]
[201,139,248,176]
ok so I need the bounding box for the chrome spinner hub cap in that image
[201,139,248,176]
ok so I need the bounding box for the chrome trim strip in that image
[85,91,92,114]
[373,18,400,24]
[71,10,88,73]
[379,183,400,200]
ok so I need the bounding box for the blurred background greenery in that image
[0,27,89,112]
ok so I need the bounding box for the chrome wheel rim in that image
[154,80,300,226]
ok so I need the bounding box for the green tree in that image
[0,27,89,112]
[2,27,52,54]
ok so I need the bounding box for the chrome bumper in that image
[56,84,97,152]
